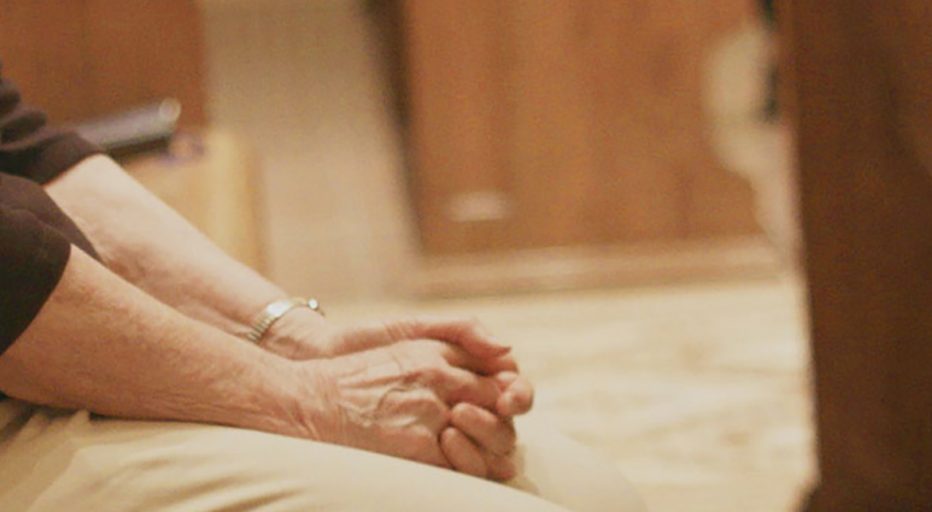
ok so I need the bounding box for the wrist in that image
[271,359,337,442]
[225,355,326,440]
[259,306,331,359]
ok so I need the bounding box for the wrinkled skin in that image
[275,318,534,480]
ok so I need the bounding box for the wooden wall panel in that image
[404,0,762,256]
[0,0,206,126]
[404,0,514,253]
[0,1,93,122]
[506,1,604,248]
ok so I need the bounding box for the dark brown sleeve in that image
[0,205,71,354]
[0,61,102,184]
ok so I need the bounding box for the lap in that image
[0,401,642,512]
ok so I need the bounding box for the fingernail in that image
[452,402,472,417]
[500,392,517,413]
[486,336,511,351]
[475,323,508,348]
[495,372,519,387]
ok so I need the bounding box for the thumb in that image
[387,317,512,359]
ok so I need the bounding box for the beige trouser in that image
[0,400,644,512]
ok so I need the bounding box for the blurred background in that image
[0,1,814,510]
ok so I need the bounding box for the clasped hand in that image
[272,317,534,481]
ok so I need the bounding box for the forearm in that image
[40,156,521,367]
[0,247,312,437]
[45,155,324,343]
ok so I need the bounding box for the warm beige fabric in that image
[0,400,643,512]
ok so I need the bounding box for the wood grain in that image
[403,0,762,255]
[0,0,207,126]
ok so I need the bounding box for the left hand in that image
[263,313,535,480]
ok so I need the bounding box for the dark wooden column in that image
[783,0,932,509]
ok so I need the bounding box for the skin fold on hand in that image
[280,319,535,481]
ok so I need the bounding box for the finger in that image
[440,427,488,479]
[491,352,520,373]
[494,371,519,390]
[485,451,518,482]
[394,425,451,470]
[441,367,502,411]
[420,444,453,470]
[439,343,519,376]
[336,322,399,353]
[450,403,517,456]
[497,374,535,416]
[390,317,511,359]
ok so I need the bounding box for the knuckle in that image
[400,427,434,456]
[435,402,452,424]
[408,391,449,423]
[418,393,446,414]
[413,426,439,449]
[453,404,485,431]
[449,405,473,429]
[445,371,469,394]
[451,401,473,421]
[413,364,446,387]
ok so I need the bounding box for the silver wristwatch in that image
[245,297,323,344]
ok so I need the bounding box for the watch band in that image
[245,297,323,344]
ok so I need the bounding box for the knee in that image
[581,474,646,512]
[515,457,645,512]
[511,418,647,512]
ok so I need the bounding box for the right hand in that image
[291,339,519,478]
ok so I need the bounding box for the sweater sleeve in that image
[0,61,102,183]
[0,205,72,354]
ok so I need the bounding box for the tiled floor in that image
[201,2,814,510]
[329,276,815,512]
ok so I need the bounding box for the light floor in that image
[201,1,815,510]
[330,277,815,512]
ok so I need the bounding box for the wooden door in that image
[403,0,762,257]
[783,0,932,509]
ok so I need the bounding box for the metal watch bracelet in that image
[245,297,323,344]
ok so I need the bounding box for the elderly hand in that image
[291,339,525,480]
[265,315,535,417]
[265,315,534,480]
